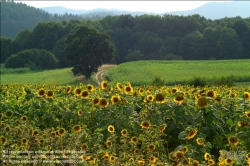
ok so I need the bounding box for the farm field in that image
[0,81,250,165]
[106,59,250,86]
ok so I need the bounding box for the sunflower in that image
[228,136,239,146]
[243,92,250,100]
[148,144,155,151]
[101,81,108,89]
[46,90,54,98]
[196,97,208,108]
[155,93,166,104]
[102,152,109,159]
[74,87,81,96]
[111,95,120,104]
[174,94,185,104]
[32,129,39,136]
[21,138,28,144]
[4,126,10,132]
[207,159,215,165]
[149,156,157,163]
[106,140,112,148]
[81,90,89,99]
[186,129,197,139]
[109,155,115,163]
[81,155,87,161]
[58,128,66,136]
[99,98,109,108]
[204,153,211,161]
[140,121,151,129]
[81,144,88,151]
[134,149,139,154]
[87,84,94,91]
[65,86,72,94]
[92,98,99,106]
[159,124,167,133]
[37,88,46,97]
[137,160,145,165]
[172,88,178,94]
[121,129,128,137]
[6,110,12,117]
[73,125,81,133]
[192,160,199,166]
[245,112,250,118]
[138,88,144,95]
[214,95,222,103]
[131,136,138,144]
[1,137,7,145]
[206,90,216,98]
[107,125,115,133]
[224,158,233,165]
[175,151,184,160]
[129,158,134,162]
[21,116,28,121]
[246,153,250,159]
[124,85,133,94]
[0,113,3,119]
[144,95,154,103]
[116,82,123,91]
[237,121,249,128]
[78,110,83,116]
[196,138,204,146]
[182,146,188,154]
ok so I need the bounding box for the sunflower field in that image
[0,81,250,166]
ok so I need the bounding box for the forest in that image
[1,1,250,69]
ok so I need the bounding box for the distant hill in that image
[169,1,250,20]
[41,1,250,20]
[40,6,158,17]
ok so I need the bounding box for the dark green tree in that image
[65,26,114,78]
[0,36,13,63]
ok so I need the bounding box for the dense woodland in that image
[1,1,250,69]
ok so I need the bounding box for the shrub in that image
[5,49,58,70]
[188,77,209,87]
[151,77,165,86]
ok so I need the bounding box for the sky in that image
[15,1,228,13]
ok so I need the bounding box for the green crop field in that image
[106,59,250,86]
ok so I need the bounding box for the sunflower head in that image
[73,125,81,133]
[243,92,250,100]
[140,121,151,129]
[124,85,133,94]
[228,136,239,146]
[58,128,66,136]
[148,144,155,151]
[204,153,211,161]
[87,84,94,91]
[101,81,108,89]
[92,98,99,106]
[196,138,204,146]
[106,140,112,148]
[81,144,88,151]
[155,93,166,104]
[99,98,109,108]
[109,155,115,163]
[131,136,138,144]
[46,90,54,98]
[21,138,28,144]
[206,90,216,98]
[111,95,120,104]
[74,87,81,96]
[37,88,46,97]
[116,82,123,91]
[245,112,250,118]
[149,156,157,163]
[186,129,198,139]
[207,159,215,165]
[175,151,184,160]
[224,158,233,165]
[196,97,208,108]
[107,125,115,133]
[174,94,185,104]
[81,90,89,99]
[121,129,128,137]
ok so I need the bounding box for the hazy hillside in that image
[41,1,250,20]
[169,1,250,20]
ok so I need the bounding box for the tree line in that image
[1,13,250,67]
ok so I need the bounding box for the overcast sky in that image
[15,1,229,13]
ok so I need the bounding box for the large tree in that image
[65,26,114,78]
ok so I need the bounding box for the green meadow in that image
[106,59,250,86]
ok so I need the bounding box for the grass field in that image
[106,59,250,86]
